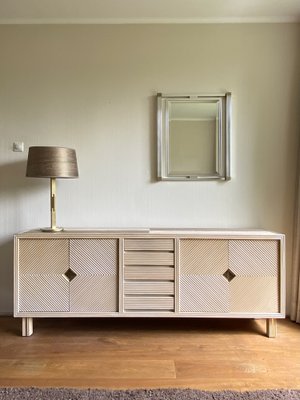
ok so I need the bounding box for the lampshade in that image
[26,146,79,178]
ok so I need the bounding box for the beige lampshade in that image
[26,146,79,178]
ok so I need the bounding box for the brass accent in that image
[40,178,63,232]
[64,268,77,282]
[223,269,236,282]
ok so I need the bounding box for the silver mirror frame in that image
[157,92,232,181]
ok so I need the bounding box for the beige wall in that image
[0,24,299,314]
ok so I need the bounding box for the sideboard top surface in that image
[15,228,285,240]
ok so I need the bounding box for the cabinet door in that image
[69,239,118,312]
[179,238,280,314]
[179,239,230,312]
[18,239,69,312]
[228,240,279,313]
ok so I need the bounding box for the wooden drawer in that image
[124,266,175,280]
[124,296,174,310]
[124,281,174,295]
[124,251,174,266]
[124,238,174,251]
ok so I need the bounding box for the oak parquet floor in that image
[0,317,299,390]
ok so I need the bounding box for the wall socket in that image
[13,142,24,152]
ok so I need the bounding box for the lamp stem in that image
[41,177,63,232]
[50,177,57,230]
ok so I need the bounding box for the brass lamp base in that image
[41,227,64,232]
[40,177,64,233]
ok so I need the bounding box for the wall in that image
[0,24,299,314]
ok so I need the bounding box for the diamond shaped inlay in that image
[64,268,77,282]
[223,269,236,282]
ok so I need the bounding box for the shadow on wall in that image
[0,239,14,313]
[0,160,50,313]
[0,159,46,223]
[0,160,45,198]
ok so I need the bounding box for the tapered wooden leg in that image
[266,318,277,338]
[22,317,33,337]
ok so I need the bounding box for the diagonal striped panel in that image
[229,240,279,277]
[180,239,229,275]
[70,239,118,276]
[19,274,69,312]
[230,276,279,313]
[70,276,118,312]
[179,275,229,312]
[19,239,69,274]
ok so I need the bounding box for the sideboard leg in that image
[22,317,33,337]
[266,318,277,338]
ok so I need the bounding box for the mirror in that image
[157,93,231,181]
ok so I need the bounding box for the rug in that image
[0,388,299,400]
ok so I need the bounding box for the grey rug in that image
[0,388,299,400]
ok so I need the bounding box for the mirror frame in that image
[157,92,231,181]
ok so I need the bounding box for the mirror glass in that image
[157,93,231,181]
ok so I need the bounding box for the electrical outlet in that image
[13,142,24,152]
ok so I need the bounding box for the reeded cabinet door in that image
[228,240,279,313]
[179,239,280,314]
[69,239,118,312]
[18,239,69,312]
[179,239,230,312]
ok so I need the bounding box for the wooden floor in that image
[0,317,299,390]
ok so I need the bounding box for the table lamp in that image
[26,146,79,232]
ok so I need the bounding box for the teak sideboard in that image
[14,229,285,337]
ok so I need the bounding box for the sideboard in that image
[14,229,285,337]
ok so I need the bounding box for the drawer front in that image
[124,296,174,311]
[124,238,175,313]
[124,251,174,266]
[124,239,174,251]
[124,281,174,295]
[124,266,175,280]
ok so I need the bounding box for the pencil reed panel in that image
[124,281,175,295]
[124,296,174,311]
[180,239,229,275]
[179,275,230,313]
[70,276,118,312]
[124,266,175,281]
[70,239,118,276]
[19,274,69,312]
[229,240,279,277]
[124,251,174,266]
[124,238,174,251]
[19,239,69,274]
[229,276,279,313]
